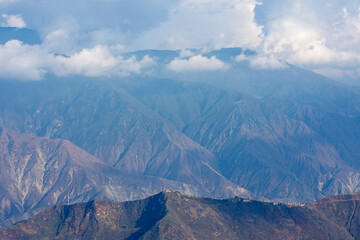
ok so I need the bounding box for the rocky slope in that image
[1,48,360,206]
[0,127,244,227]
[0,80,250,200]
[119,60,360,202]
[1,191,360,240]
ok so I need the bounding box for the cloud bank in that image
[132,0,263,50]
[0,40,47,80]
[1,0,360,82]
[167,55,227,72]
[0,0,179,49]
[1,14,25,28]
[0,40,155,80]
[255,0,360,81]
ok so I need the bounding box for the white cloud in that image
[255,0,360,81]
[1,14,26,28]
[52,48,156,78]
[330,7,360,52]
[52,47,156,77]
[179,49,195,58]
[167,55,227,72]
[235,53,287,69]
[1,0,179,51]
[250,55,287,69]
[235,53,248,62]
[53,46,118,77]
[260,18,360,67]
[0,40,49,80]
[0,41,156,80]
[132,0,263,50]
[42,29,70,53]
[1,0,360,83]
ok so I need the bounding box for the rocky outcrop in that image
[2,192,360,240]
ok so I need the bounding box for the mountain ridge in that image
[0,79,251,200]
[1,48,360,206]
[118,73,360,202]
[1,127,246,227]
[1,191,360,240]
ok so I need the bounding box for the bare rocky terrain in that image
[0,127,251,227]
[1,191,360,240]
[1,48,360,227]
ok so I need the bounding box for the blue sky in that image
[0,0,359,83]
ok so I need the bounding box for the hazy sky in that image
[0,0,359,82]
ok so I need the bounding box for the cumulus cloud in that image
[42,29,71,53]
[239,54,287,69]
[52,46,118,77]
[179,49,195,58]
[1,0,179,49]
[52,46,155,77]
[0,40,156,80]
[167,55,227,72]
[132,0,263,50]
[235,52,287,69]
[0,40,48,80]
[260,15,360,67]
[254,0,360,81]
[1,14,26,28]
[1,0,360,83]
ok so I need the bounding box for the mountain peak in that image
[157,190,183,199]
[2,192,360,240]
[0,128,205,227]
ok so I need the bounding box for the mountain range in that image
[1,47,360,226]
[0,127,214,227]
[0,125,252,227]
[1,191,360,240]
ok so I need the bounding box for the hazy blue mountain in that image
[117,50,360,202]
[1,47,360,208]
[0,79,252,203]
[0,127,214,227]
[0,27,41,45]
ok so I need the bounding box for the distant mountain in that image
[118,55,360,202]
[0,127,234,227]
[1,191,360,240]
[0,79,251,200]
[1,47,360,207]
[0,27,41,45]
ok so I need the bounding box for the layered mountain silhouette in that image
[1,191,360,240]
[0,127,251,227]
[119,55,360,202]
[1,48,360,227]
[0,127,208,227]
